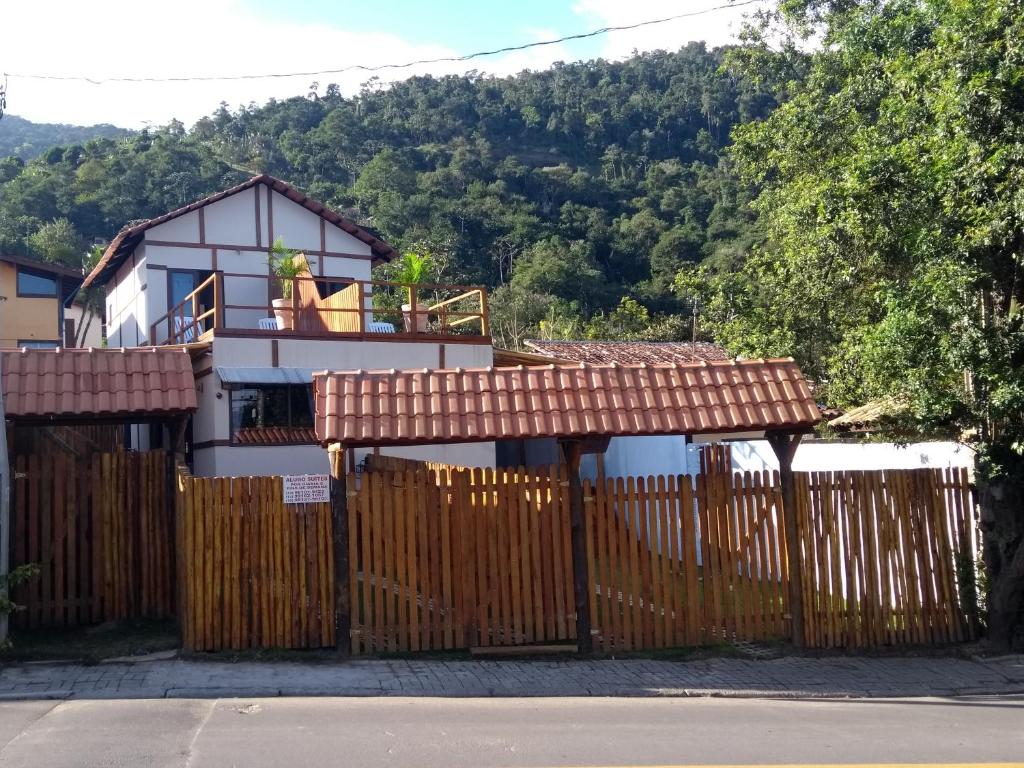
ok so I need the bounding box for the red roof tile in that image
[82,174,397,288]
[314,359,819,447]
[524,340,730,365]
[234,426,318,445]
[1,347,197,420]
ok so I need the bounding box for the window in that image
[18,340,60,349]
[16,267,58,297]
[230,384,314,443]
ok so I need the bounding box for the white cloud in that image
[0,0,474,127]
[0,0,757,129]
[572,0,765,59]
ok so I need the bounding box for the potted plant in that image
[267,238,304,330]
[395,252,432,333]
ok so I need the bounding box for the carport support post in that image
[0,357,9,645]
[329,444,351,655]
[767,431,804,648]
[560,439,593,654]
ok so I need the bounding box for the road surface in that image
[0,695,1021,767]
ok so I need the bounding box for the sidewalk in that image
[1,654,1022,701]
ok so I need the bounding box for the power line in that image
[3,1,760,85]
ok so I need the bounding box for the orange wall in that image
[0,261,63,347]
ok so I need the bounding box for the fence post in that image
[767,432,805,648]
[329,445,351,655]
[560,440,593,654]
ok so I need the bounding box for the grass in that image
[0,618,179,664]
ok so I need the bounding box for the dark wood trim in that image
[144,239,374,260]
[329,446,351,654]
[559,439,593,654]
[1,252,83,278]
[208,328,493,346]
[319,220,326,277]
[194,438,321,450]
[438,344,446,368]
[193,439,233,450]
[193,366,215,381]
[210,248,218,271]
[147,263,168,271]
[767,430,806,648]
[9,411,195,427]
[267,185,274,246]
[198,208,206,245]
[271,339,279,368]
[255,183,262,248]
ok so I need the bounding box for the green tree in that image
[694,0,1024,648]
[25,218,86,268]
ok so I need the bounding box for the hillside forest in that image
[0,0,1022,646]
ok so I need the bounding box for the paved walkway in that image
[1,654,1022,700]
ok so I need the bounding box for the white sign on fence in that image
[282,474,330,504]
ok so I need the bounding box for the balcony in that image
[150,271,490,346]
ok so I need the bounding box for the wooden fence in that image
[351,463,974,654]
[176,467,335,651]
[10,450,174,628]
[796,467,976,648]
[349,465,576,654]
[584,469,789,651]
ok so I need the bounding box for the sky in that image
[1,0,763,129]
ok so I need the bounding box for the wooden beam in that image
[560,439,593,654]
[330,445,351,655]
[767,431,805,648]
[0,355,9,644]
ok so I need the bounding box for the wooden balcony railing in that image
[150,271,490,345]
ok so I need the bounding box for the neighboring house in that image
[524,339,730,365]
[0,254,83,348]
[81,174,495,476]
[518,340,740,478]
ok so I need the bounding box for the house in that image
[0,253,89,348]
[80,174,495,476]
[521,339,739,477]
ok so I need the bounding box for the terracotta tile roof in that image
[314,359,820,447]
[234,426,318,445]
[0,347,197,420]
[82,174,398,288]
[524,340,730,365]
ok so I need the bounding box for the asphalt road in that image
[0,695,1021,767]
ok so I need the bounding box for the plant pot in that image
[401,303,428,333]
[271,298,294,330]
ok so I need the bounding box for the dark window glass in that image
[169,271,197,309]
[17,267,58,297]
[230,384,314,440]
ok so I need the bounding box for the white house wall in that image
[99,182,377,339]
[190,336,494,477]
[105,248,147,347]
[730,439,976,473]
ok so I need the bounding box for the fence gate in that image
[176,467,336,652]
[349,465,576,654]
[9,449,175,628]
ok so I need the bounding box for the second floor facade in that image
[83,174,491,351]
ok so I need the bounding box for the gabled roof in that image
[82,174,398,289]
[313,358,820,447]
[524,339,730,365]
[1,346,197,422]
[0,252,84,280]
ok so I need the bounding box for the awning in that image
[1,347,196,423]
[216,366,316,388]
[313,358,821,447]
